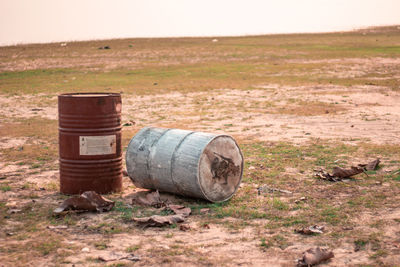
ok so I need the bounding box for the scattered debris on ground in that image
[53,191,115,214]
[132,203,191,227]
[257,185,293,195]
[165,204,191,217]
[179,224,191,231]
[315,158,380,182]
[200,208,210,214]
[297,247,334,266]
[295,225,325,235]
[7,209,21,214]
[122,120,136,127]
[133,214,185,227]
[97,251,140,262]
[294,196,307,204]
[358,158,380,171]
[131,190,165,207]
[47,225,68,230]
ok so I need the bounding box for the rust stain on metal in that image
[58,93,122,194]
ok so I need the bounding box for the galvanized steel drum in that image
[58,93,122,194]
[126,127,243,202]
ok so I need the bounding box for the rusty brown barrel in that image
[126,127,243,202]
[58,93,122,194]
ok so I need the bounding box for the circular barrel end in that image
[198,135,243,202]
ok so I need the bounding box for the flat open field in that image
[1,26,400,266]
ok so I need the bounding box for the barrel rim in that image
[197,134,244,203]
[58,92,121,98]
[125,126,151,181]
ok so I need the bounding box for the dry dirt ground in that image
[1,26,400,266]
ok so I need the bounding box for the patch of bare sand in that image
[0,137,28,149]
[1,84,399,145]
[0,94,57,120]
[63,222,295,267]
[122,85,400,145]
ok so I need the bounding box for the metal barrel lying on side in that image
[126,127,243,202]
[58,93,122,194]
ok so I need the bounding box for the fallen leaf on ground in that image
[358,158,380,171]
[132,190,164,208]
[315,166,363,182]
[133,214,185,227]
[53,191,114,214]
[98,252,140,262]
[315,158,381,182]
[294,197,307,204]
[202,223,210,229]
[179,224,191,231]
[332,166,364,178]
[295,225,325,235]
[297,247,334,266]
[166,204,191,217]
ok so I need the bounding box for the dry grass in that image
[1,25,400,266]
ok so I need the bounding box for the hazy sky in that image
[1,0,399,46]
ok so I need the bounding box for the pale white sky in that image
[0,0,399,46]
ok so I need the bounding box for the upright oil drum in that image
[126,127,243,202]
[58,93,122,194]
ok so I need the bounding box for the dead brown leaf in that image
[202,223,210,229]
[297,247,334,266]
[315,158,380,182]
[179,224,191,231]
[358,158,380,171]
[133,214,185,227]
[315,166,363,182]
[166,204,191,217]
[132,190,164,208]
[332,166,364,178]
[53,191,114,214]
[294,197,307,204]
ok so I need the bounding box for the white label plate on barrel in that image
[79,135,116,155]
